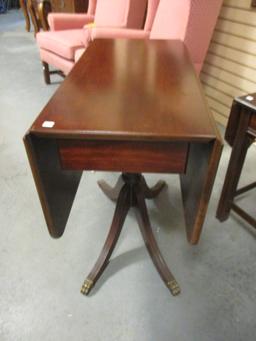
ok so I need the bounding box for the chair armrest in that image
[91,27,150,40]
[48,13,94,31]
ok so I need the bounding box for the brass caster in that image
[81,278,94,296]
[167,280,181,296]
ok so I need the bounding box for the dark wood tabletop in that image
[30,39,219,143]
[25,39,222,244]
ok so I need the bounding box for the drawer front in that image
[58,140,188,174]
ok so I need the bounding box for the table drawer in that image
[58,140,189,174]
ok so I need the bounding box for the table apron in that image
[58,139,189,174]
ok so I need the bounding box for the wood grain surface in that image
[30,39,220,143]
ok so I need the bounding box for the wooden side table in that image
[216,94,256,228]
[19,0,89,34]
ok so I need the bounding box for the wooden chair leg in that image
[134,186,180,296]
[38,1,51,31]
[19,0,31,32]
[98,175,124,201]
[81,184,131,295]
[42,62,50,84]
[140,177,166,199]
[27,0,40,35]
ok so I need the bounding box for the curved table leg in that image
[134,185,180,296]
[81,184,130,295]
[140,177,166,199]
[27,0,40,35]
[19,0,31,32]
[98,175,124,202]
[82,173,180,296]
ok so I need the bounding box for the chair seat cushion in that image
[37,29,86,60]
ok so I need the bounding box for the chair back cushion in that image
[150,0,222,72]
[184,0,222,70]
[150,0,191,40]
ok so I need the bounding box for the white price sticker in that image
[42,121,55,128]
[246,95,254,101]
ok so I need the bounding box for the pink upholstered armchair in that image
[91,0,223,75]
[37,0,148,84]
[149,0,223,74]
[73,0,160,63]
[90,0,160,41]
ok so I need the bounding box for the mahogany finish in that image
[98,175,124,202]
[58,140,188,173]
[24,39,222,295]
[31,40,219,142]
[20,0,89,33]
[217,94,256,228]
[20,0,31,32]
[24,134,82,238]
[81,174,180,296]
[50,0,88,12]
[21,0,52,34]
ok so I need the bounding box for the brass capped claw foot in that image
[167,280,181,296]
[81,278,94,296]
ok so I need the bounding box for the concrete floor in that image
[0,10,256,341]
